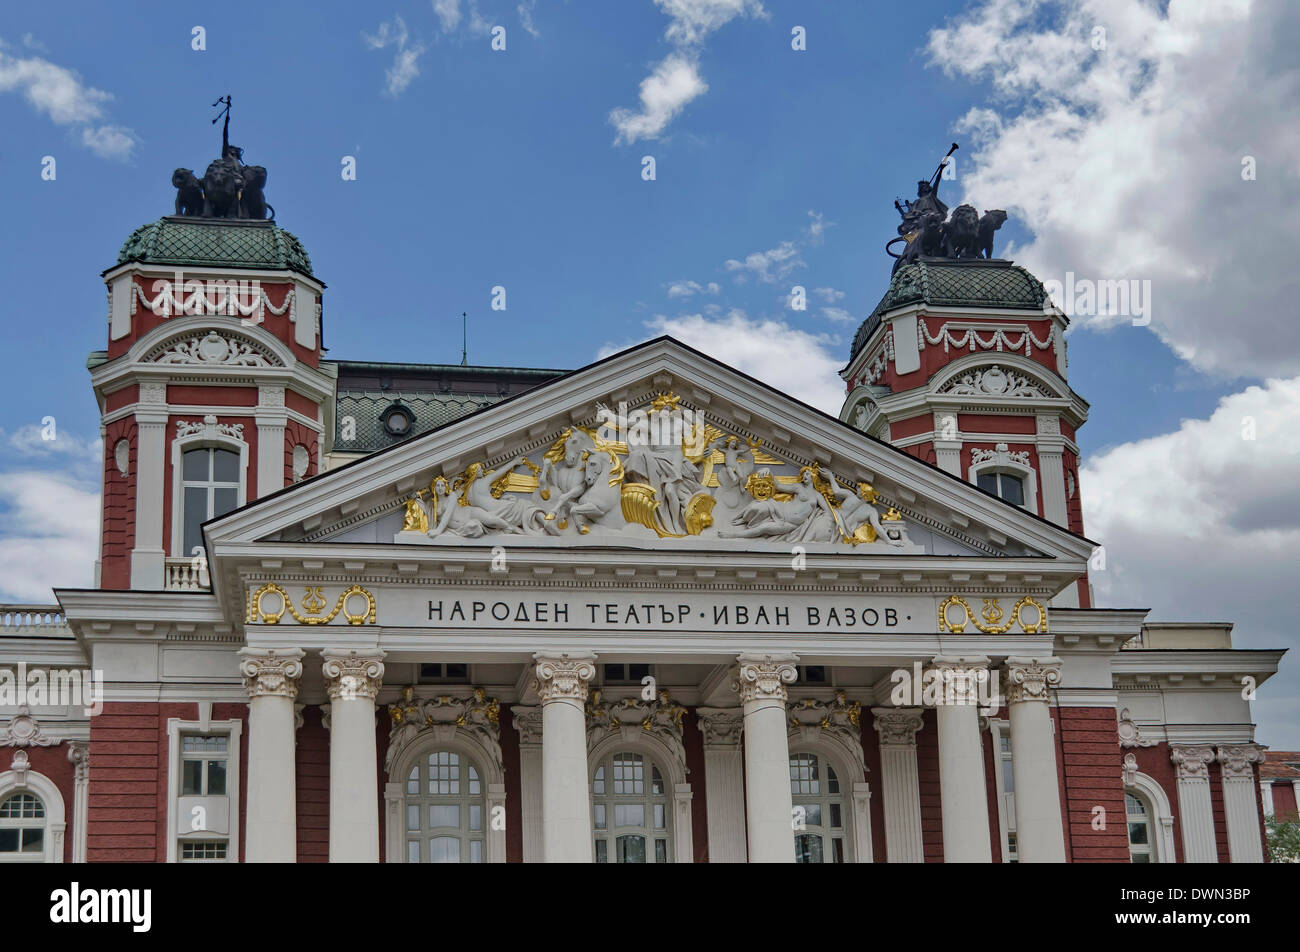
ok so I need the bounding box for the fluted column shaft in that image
[930,655,993,862]
[240,647,304,862]
[871,706,925,863]
[1003,656,1066,862]
[533,653,596,863]
[733,653,798,863]
[322,648,386,863]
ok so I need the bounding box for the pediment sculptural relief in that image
[394,392,914,549]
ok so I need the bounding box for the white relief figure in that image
[715,435,756,509]
[460,458,535,530]
[719,469,840,541]
[568,450,624,534]
[821,468,903,546]
[427,476,522,539]
[784,468,845,543]
[537,428,594,503]
[622,415,705,536]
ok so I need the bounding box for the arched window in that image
[180,447,241,556]
[0,792,46,861]
[591,751,671,863]
[790,752,847,863]
[976,471,1024,506]
[404,751,485,863]
[1125,791,1154,863]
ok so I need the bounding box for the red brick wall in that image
[682,709,710,862]
[1208,761,1230,862]
[1272,781,1299,819]
[917,708,944,862]
[1055,706,1129,861]
[100,418,137,590]
[285,389,319,419]
[86,702,160,861]
[859,719,887,862]
[983,714,1004,862]
[499,705,523,863]
[14,742,77,862]
[284,420,320,484]
[295,705,329,862]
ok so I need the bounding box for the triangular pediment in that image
[206,338,1094,570]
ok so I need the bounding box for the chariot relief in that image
[396,392,912,548]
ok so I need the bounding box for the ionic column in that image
[732,653,798,863]
[1003,657,1067,862]
[871,706,925,863]
[321,648,386,863]
[239,647,304,862]
[533,652,596,863]
[66,742,89,864]
[1217,745,1266,863]
[1171,745,1218,863]
[696,707,747,863]
[929,655,993,862]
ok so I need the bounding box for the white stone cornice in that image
[321,648,386,701]
[1216,744,1265,780]
[532,652,596,704]
[1003,656,1063,705]
[1171,745,1217,781]
[871,706,925,747]
[696,707,744,747]
[238,647,305,699]
[732,653,797,705]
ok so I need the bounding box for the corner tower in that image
[91,134,331,591]
[841,164,1091,607]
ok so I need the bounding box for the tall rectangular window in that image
[181,447,240,556]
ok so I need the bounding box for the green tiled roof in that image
[333,389,504,453]
[116,217,313,275]
[851,260,1048,360]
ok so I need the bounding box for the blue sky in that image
[1,1,1298,743]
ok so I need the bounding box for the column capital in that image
[321,648,386,701]
[66,740,90,782]
[927,655,991,706]
[871,706,925,747]
[1216,744,1265,780]
[1002,656,1063,705]
[511,705,543,747]
[532,652,596,704]
[1170,744,1216,781]
[732,653,798,705]
[239,647,305,699]
[696,707,745,748]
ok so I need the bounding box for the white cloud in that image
[363,16,427,97]
[433,0,462,31]
[822,307,854,324]
[723,240,803,284]
[0,42,136,160]
[609,54,708,145]
[600,309,845,413]
[518,0,540,37]
[609,0,765,144]
[926,0,1300,379]
[1082,376,1300,747]
[0,470,98,603]
[666,279,720,298]
[805,210,832,244]
[814,287,845,303]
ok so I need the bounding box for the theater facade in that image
[0,162,1286,864]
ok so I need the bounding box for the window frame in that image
[968,452,1038,514]
[165,715,241,863]
[788,749,852,864]
[0,767,66,864]
[402,749,487,864]
[169,428,248,559]
[590,750,673,864]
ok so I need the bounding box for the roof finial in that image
[461,312,468,366]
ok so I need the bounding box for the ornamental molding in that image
[139,381,168,405]
[870,706,925,747]
[67,741,89,782]
[386,686,503,775]
[937,364,1055,399]
[1170,745,1216,781]
[732,654,797,705]
[176,414,245,441]
[145,329,279,368]
[695,707,744,747]
[10,749,30,786]
[926,656,991,706]
[511,704,543,747]
[321,649,386,702]
[1117,708,1157,748]
[788,690,866,778]
[1122,752,1139,787]
[937,594,1047,634]
[919,319,1057,357]
[237,647,305,699]
[1,705,54,747]
[130,281,296,325]
[532,653,596,703]
[969,442,1031,469]
[586,689,688,774]
[247,582,377,626]
[1216,744,1265,780]
[1002,656,1062,705]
